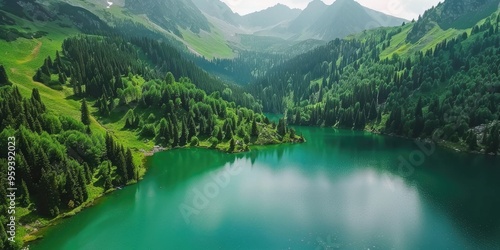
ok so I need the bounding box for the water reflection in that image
[31,127,500,250]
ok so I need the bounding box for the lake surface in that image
[31,127,500,249]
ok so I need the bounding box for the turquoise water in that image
[31,127,500,249]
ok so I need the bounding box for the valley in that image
[0,0,499,249]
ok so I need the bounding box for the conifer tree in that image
[228,138,236,152]
[277,118,287,136]
[487,125,499,154]
[179,120,189,146]
[158,118,170,144]
[20,180,30,207]
[126,149,136,181]
[188,116,197,137]
[116,149,128,184]
[0,65,9,85]
[413,97,424,137]
[83,162,92,184]
[165,72,175,85]
[172,123,179,147]
[251,118,259,137]
[217,127,224,141]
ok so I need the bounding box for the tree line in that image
[0,86,137,249]
[248,14,500,154]
[33,35,263,112]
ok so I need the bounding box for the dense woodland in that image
[107,72,301,152]
[0,30,304,248]
[1,1,500,248]
[249,14,500,153]
[193,51,288,85]
[33,36,263,112]
[0,87,138,249]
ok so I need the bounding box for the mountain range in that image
[193,0,408,41]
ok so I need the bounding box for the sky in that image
[220,0,443,20]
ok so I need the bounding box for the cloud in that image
[220,0,442,20]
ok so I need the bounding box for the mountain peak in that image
[273,3,290,8]
[306,0,406,40]
[241,3,301,28]
[307,0,328,7]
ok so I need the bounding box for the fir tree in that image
[413,97,424,137]
[0,65,9,85]
[228,138,236,152]
[251,118,259,137]
[125,149,136,181]
[81,99,91,126]
[277,118,287,136]
[20,180,30,207]
[116,149,128,184]
[165,72,175,85]
[179,120,189,146]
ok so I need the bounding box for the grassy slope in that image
[377,23,467,59]
[0,7,293,243]
[68,1,236,59]
[380,10,499,59]
[0,12,154,242]
[313,10,500,151]
[181,27,235,59]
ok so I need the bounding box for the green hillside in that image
[249,8,500,154]
[0,2,301,248]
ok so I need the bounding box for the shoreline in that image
[24,124,493,245]
[22,136,305,246]
[366,128,497,156]
[23,149,153,245]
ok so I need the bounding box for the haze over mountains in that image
[192,0,407,41]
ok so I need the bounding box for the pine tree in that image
[58,73,65,85]
[487,125,499,154]
[228,138,236,152]
[105,133,114,160]
[83,162,92,184]
[116,149,128,184]
[158,118,170,144]
[125,149,136,181]
[217,126,224,141]
[0,65,9,85]
[413,97,424,137]
[179,120,189,146]
[224,120,233,140]
[42,58,51,75]
[165,72,175,85]
[188,116,197,138]
[77,166,89,201]
[31,88,46,112]
[289,128,296,139]
[81,99,91,125]
[37,168,61,217]
[172,123,179,147]
[102,162,113,191]
[20,180,30,207]
[355,111,366,130]
[277,118,287,136]
[251,118,259,137]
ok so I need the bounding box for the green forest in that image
[0,33,301,250]
[1,0,500,248]
[250,14,500,153]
